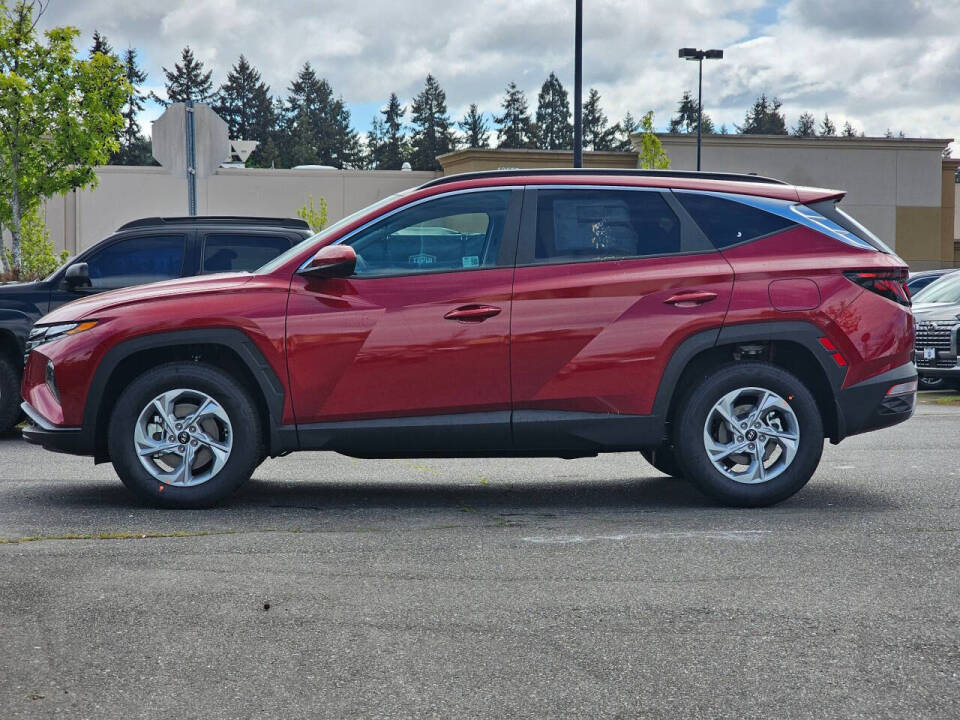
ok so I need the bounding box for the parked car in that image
[907,268,958,296]
[0,216,311,433]
[911,271,960,390]
[20,169,916,508]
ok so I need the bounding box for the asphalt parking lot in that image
[1,400,959,719]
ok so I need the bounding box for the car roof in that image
[117,216,311,232]
[418,169,845,204]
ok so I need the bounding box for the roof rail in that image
[117,216,311,231]
[419,168,789,189]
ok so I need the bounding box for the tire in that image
[0,354,22,436]
[674,362,824,508]
[108,362,264,508]
[640,446,684,478]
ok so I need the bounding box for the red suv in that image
[21,170,916,508]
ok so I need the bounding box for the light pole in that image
[678,47,723,171]
[573,0,583,168]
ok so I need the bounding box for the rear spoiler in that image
[795,186,846,204]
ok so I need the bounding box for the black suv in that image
[0,216,311,433]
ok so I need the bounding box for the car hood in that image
[912,302,960,322]
[0,280,41,293]
[40,273,255,323]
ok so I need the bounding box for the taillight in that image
[843,269,911,307]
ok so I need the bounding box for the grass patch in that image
[0,529,235,545]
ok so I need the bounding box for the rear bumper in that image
[20,402,91,455]
[835,362,917,440]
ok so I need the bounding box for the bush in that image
[2,206,69,281]
[297,194,328,233]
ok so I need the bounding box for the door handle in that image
[664,291,719,307]
[444,304,502,322]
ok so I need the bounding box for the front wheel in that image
[108,362,264,508]
[674,363,824,507]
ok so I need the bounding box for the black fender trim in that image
[836,361,916,438]
[83,328,286,456]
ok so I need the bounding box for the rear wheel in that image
[0,355,22,435]
[674,363,824,507]
[640,446,684,478]
[108,362,263,508]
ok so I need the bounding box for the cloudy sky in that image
[41,0,959,151]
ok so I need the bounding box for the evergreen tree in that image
[495,82,535,149]
[458,104,490,149]
[737,93,787,134]
[155,46,215,105]
[378,93,407,170]
[668,90,715,135]
[793,112,816,137]
[110,47,153,165]
[842,120,857,137]
[214,55,276,165]
[614,111,640,151]
[281,63,360,168]
[89,30,113,58]
[364,115,387,168]
[534,72,572,150]
[819,113,836,136]
[582,88,617,150]
[408,74,454,171]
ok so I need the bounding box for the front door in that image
[285,188,522,452]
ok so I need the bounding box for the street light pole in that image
[678,48,724,171]
[573,0,583,168]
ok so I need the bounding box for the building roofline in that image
[419,168,788,190]
[649,133,954,150]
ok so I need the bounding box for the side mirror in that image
[299,245,357,278]
[64,262,91,291]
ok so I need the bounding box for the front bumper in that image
[835,362,917,440]
[20,402,90,455]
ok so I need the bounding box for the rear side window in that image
[534,189,681,263]
[203,234,292,273]
[675,193,795,248]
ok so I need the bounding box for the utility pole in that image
[573,0,583,168]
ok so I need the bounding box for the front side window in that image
[533,189,682,263]
[203,234,292,273]
[346,191,512,277]
[85,235,187,290]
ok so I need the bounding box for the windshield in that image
[255,190,412,274]
[913,272,960,304]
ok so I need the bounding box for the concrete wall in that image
[654,134,952,269]
[437,148,637,175]
[40,167,437,255]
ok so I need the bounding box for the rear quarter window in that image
[675,192,796,248]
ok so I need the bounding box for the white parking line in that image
[521,529,770,545]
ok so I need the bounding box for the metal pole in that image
[185,99,198,216]
[696,57,703,171]
[573,0,583,168]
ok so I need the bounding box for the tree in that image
[842,121,857,137]
[458,104,489,149]
[111,47,153,165]
[535,72,572,150]
[614,111,641,151]
[582,88,617,150]
[819,113,836,136]
[495,82,535,149]
[408,74,454,171]
[668,90,715,135]
[637,111,669,169]
[89,29,113,58]
[214,55,276,166]
[364,115,386,168]
[378,93,407,170]
[737,93,787,134]
[792,112,816,137]
[156,46,215,105]
[0,1,127,276]
[281,63,361,169]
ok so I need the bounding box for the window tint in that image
[347,191,511,277]
[203,234,292,273]
[533,189,681,263]
[86,235,186,290]
[676,192,795,248]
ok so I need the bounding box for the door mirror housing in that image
[300,245,357,278]
[64,262,92,291]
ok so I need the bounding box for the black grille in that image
[916,356,958,369]
[914,322,956,351]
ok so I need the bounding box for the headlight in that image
[25,321,98,360]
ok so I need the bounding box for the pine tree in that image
[89,30,113,58]
[793,112,816,137]
[155,46,215,105]
[408,75,454,171]
[364,116,387,168]
[668,90,715,135]
[378,93,407,170]
[281,63,360,169]
[819,113,836,136]
[110,47,153,165]
[458,104,490,149]
[534,72,572,150]
[582,88,618,150]
[214,55,276,165]
[842,121,857,137]
[614,111,641,151]
[495,82,535,149]
[737,93,787,135]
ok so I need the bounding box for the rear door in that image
[510,185,734,423]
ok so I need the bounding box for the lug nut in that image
[168,435,175,442]
[736,435,743,442]
[748,443,755,450]
[175,423,182,430]
[740,422,747,429]
[191,440,198,447]
[178,445,185,453]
